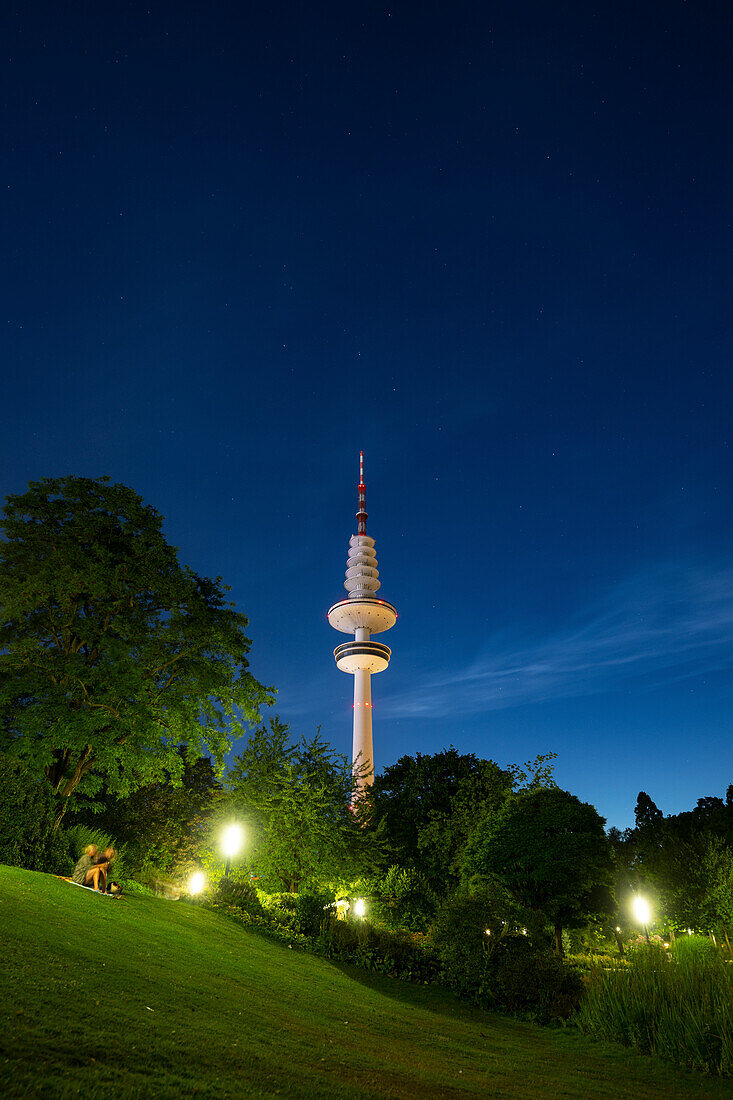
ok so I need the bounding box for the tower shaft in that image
[352,667,373,787]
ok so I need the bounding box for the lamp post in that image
[632,895,651,944]
[221,823,243,877]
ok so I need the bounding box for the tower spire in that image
[357,450,367,535]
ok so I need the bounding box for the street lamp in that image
[632,895,651,944]
[221,823,243,877]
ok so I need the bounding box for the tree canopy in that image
[227,717,377,893]
[0,476,273,822]
[463,787,613,955]
[616,786,733,938]
[366,748,513,895]
[84,749,222,877]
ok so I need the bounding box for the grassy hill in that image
[0,866,729,1099]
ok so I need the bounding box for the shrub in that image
[210,902,312,951]
[577,943,733,1075]
[429,881,583,1021]
[293,888,334,936]
[214,876,263,917]
[255,890,337,935]
[45,828,71,875]
[318,914,441,984]
[0,753,68,872]
[259,892,300,930]
[372,866,439,932]
[488,936,584,1023]
[430,877,515,1000]
[430,892,491,999]
[117,879,156,897]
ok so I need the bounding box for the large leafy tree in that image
[227,717,376,892]
[0,476,273,824]
[82,749,222,877]
[366,748,514,896]
[463,787,613,955]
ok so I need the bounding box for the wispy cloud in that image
[382,564,733,718]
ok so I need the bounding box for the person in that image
[71,844,116,892]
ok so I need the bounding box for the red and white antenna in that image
[356,450,367,535]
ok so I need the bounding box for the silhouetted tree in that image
[464,787,613,955]
[0,476,273,825]
[366,748,513,895]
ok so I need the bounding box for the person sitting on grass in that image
[71,845,116,892]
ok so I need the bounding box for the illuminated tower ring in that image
[328,453,396,794]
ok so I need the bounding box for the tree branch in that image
[59,744,94,800]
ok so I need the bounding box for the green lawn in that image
[0,865,729,1099]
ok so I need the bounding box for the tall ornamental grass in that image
[65,824,127,880]
[577,939,733,1076]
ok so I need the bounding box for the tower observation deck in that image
[328,453,396,795]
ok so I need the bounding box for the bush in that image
[256,890,335,935]
[429,882,583,1021]
[259,892,300,930]
[209,901,312,951]
[318,914,441,984]
[577,943,733,1075]
[45,828,71,875]
[0,753,68,872]
[372,866,439,932]
[117,879,156,897]
[214,876,263,917]
[488,936,584,1023]
[430,877,514,1000]
[293,888,334,936]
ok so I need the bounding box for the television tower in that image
[328,453,397,795]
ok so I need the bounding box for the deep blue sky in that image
[3,2,732,828]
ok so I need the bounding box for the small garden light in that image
[353,898,366,918]
[189,872,205,895]
[221,822,244,876]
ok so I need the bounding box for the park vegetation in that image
[2,476,733,1077]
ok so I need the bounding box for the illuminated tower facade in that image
[328,453,397,794]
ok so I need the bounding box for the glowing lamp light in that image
[632,895,651,927]
[222,823,243,860]
[353,898,366,918]
[221,822,244,877]
[189,872,205,895]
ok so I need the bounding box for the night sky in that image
[3,3,732,829]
